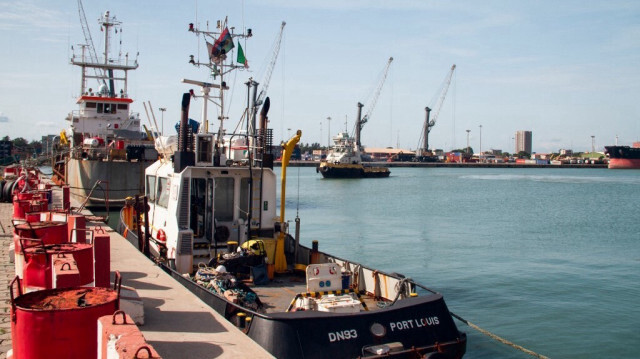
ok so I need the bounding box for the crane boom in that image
[419,64,456,155]
[77,0,105,87]
[360,57,393,130]
[255,21,286,107]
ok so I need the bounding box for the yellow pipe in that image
[275,129,301,273]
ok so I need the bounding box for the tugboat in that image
[119,19,465,359]
[318,124,390,178]
[53,9,156,208]
[318,58,393,179]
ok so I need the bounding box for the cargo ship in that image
[605,142,640,169]
[52,10,156,208]
[118,19,465,359]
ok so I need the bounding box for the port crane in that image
[416,64,456,159]
[355,57,393,148]
[254,21,286,108]
[249,21,286,143]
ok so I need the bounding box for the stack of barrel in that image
[7,171,160,359]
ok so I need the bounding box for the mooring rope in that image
[449,312,550,359]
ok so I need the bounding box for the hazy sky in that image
[1,0,639,153]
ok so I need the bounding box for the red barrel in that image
[22,243,95,291]
[14,221,69,251]
[10,275,121,359]
[14,221,69,279]
[116,140,125,149]
[12,200,46,220]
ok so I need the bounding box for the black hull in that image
[318,164,390,178]
[605,145,640,159]
[163,262,466,359]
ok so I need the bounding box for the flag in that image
[210,27,234,60]
[237,42,248,68]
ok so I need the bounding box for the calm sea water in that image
[279,167,640,359]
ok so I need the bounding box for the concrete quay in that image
[0,201,274,359]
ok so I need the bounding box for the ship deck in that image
[249,272,383,313]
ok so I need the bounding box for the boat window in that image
[156,177,170,208]
[117,104,128,110]
[103,103,116,114]
[97,103,104,113]
[240,177,250,221]
[214,177,234,221]
[85,102,97,109]
[146,175,156,203]
[190,178,206,237]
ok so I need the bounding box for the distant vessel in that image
[318,58,393,179]
[605,142,640,169]
[318,127,390,178]
[53,10,156,208]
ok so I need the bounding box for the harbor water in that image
[279,166,640,359]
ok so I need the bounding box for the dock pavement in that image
[0,200,274,359]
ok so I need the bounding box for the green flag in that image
[237,42,248,68]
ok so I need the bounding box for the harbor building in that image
[515,131,532,154]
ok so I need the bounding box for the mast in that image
[71,10,138,96]
[186,20,252,144]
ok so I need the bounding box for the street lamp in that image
[591,135,595,153]
[327,116,332,148]
[466,129,471,153]
[159,108,166,135]
[479,124,482,157]
[287,128,292,140]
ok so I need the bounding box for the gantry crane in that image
[355,57,393,148]
[417,64,456,158]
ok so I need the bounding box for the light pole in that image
[479,124,482,157]
[159,108,166,135]
[320,121,322,147]
[287,128,292,140]
[326,116,331,148]
[466,129,471,153]
[591,135,595,153]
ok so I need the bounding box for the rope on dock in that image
[450,312,550,359]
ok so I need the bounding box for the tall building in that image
[515,131,532,154]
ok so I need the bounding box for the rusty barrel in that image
[22,242,95,291]
[13,221,69,280]
[10,274,121,359]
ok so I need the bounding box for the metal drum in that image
[22,242,95,291]
[13,221,69,280]
[10,274,121,359]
